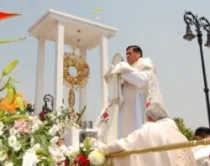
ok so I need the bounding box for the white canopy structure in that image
[28,9,117,114]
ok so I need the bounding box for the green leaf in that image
[2,60,19,76]
[0,111,5,118]
[83,137,92,151]
[173,117,194,141]
[10,115,28,121]
[15,96,24,111]
[36,148,49,157]
[7,87,15,104]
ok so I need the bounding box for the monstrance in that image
[63,30,89,123]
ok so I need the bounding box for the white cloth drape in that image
[95,62,134,143]
[97,118,197,166]
[193,145,210,166]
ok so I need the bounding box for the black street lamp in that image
[183,11,210,126]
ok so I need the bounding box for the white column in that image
[54,22,64,111]
[34,38,45,114]
[100,35,108,109]
[79,48,87,120]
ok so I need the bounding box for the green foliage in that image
[0,60,19,92]
[173,117,194,141]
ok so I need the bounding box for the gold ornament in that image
[63,52,89,89]
[68,89,75,108]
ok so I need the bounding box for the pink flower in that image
[146,102,150,108]
[101,112,108,119]
[30,117,42,125]
[13,120,30,134]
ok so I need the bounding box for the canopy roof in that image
[28,9,117,49]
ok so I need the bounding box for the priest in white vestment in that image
[94,107,196,166]
[96,45,167,142]
[193,127,210,165]
[118,45,167,138]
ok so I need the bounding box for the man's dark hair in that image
[194,127,210,137]
[126,45,143,57]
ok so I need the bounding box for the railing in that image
[106,138,210,158]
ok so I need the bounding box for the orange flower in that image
[0,92,27,112]
[0,96,16,112]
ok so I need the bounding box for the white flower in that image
[0,130,3,136]
[56,111,62,116]
[16,133,21,138]
[30,116,42,125]
[49,125,60,136]
[22,151,39,166]
[0,151,7,161]
[48,147,65,162]
[51,115,56,120]
[66,146,79,159]
[0,122,4,136]
[88,149,105,165]
[8,136,17,147]
[31,123,40,133]
[50,136,59,146]
[9,128,18,136]
[13,141,21,152]
[59,145,68,155]
[32,143,41,151]
[5,162,14,166]
[0,122,4,130]
[30,138,35,146]
[65,117,69,123]
[55,119,60,124]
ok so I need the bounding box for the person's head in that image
[194,127,210,140]
[126,45,143,65]
[145,104,169,122]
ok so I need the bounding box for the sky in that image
[1,0,210,130]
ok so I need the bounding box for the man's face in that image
[126,48,140,65]
[195,135,208,141]
[195,136,204,141]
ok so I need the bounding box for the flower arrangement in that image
[0,105,82,166]
[0,60,83,166]
[67,137,106,166]
[0,60,108,166]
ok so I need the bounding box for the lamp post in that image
[183,11,210,126]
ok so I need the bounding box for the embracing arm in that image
[97,126,146,155]
[120,69,151,88]
[120,58,155,88]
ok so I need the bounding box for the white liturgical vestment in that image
[96,61,136,143]
[119,57,167,138]
[98,118,196,166]
[96,57,167,143]
[96,57,167,144]
[193,145,210,165]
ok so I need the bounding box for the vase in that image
[79,121,98,144]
